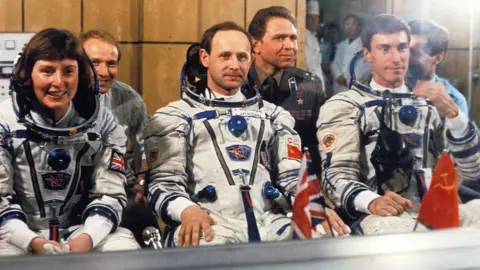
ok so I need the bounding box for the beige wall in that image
[0,0,306,114]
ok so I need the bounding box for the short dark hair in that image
[200,21,253,54]
[79,29,122,62]
[361,14,411,51]
[248,6,297,40]
[408,20,449,56]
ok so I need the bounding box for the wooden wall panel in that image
[117,44,140,92]
[296,0,306,69]
[0,0,22,32]
[199,0,245,36]
[143,0,198,42]
[83,0,139,41]
[245,0,296,27]
[24,0,81,35]
[142,44,189,114]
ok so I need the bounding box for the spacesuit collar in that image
[206,89,246,102]
[370,78,409,94]
[30,102,80,128]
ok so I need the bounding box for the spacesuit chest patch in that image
[226,145,251,161]
[109,149,126,174]
[42,172,71,190]
[403,133,422,148]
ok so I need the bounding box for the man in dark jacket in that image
[247,6,327,177]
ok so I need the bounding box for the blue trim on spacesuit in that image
[82,205,119,232]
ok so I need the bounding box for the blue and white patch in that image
[42,172,71,190]
[288,77,298,93]
[232,169,250,176]
[403,133,422,148]
[226,145,251,161]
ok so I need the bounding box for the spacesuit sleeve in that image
[82,109,128,233]
[440,112,480,181]
[0,121,38,251]
[145,104,193,226]
[316,96,374,218]
[270,106,302,194]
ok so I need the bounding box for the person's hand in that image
[133,179,147,205]
[65,233,93,253]
[336,75,348,87]
[178,205,215,247]
[368,191,414,216]
[413,81,459,118]
[320,208,350,235]
[29,237,61,255]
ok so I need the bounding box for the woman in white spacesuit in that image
[0,28,140,255]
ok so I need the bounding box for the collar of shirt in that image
[254,63,284,86]
[370,78,409,94]
[206,88,246,102]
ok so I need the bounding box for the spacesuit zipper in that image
[203,120,235,185]
[59,143,90,215]
[249,120,265,185]
[23,141,46,217]
[422,108,432,168]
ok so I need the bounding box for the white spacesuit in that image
[0,74,139,256]
[316,53,480,234]
[145,84,302,246]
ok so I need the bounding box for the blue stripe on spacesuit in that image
[452,142,480,159]
[0,209,27,223]
[240,186,261,242]
[82,204,119,232]
[276,223,291,236]
[446,123,476,145]
[278,169,300,178]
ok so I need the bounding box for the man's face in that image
[409,35,439,80]
[200,30,252,92]
[83,38,119,94]
[306,14,319,33]
[364,31,410,88]
[254,17,298,69]
[344,17,358,39]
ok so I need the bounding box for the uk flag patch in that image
[109,149,126,174]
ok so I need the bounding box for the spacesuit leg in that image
[93,227,141,251]
[262,212,291,242]
[354,212,428,235]
[0,241,27,256]
[459,199,480,228]
[67,226,140,251]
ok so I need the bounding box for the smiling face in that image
[82,38,119,93]
[31,59,79,119]
[363,31,410,88]
[253,17,298,70]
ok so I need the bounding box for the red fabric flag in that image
[417,152,460,229]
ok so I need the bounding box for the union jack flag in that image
[290,150,327,239]
[109,150,125,174]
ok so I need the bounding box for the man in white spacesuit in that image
[0,28,139,255]
[145,21,302,247]
[316,15,480,235]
